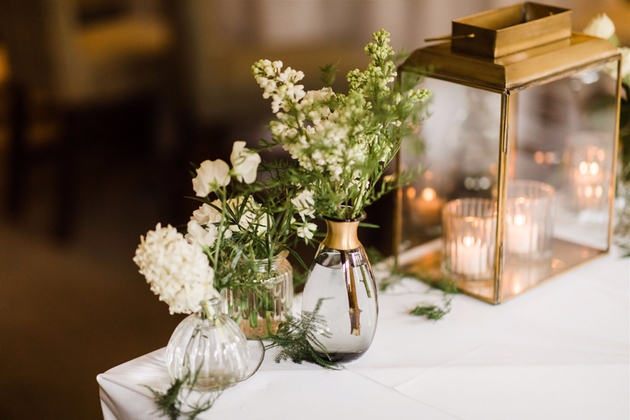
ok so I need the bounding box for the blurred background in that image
[0,0,627,418]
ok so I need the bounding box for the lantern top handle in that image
[439,2,572,58]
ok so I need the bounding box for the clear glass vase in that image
[221,251,293,339]
[301,215,378,363]
[165,297,251,391]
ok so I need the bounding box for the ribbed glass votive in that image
[442,198,496,282]
[505,180,555,260]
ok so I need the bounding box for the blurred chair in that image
[0,0,171,239]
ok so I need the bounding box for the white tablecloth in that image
[98,249,629,420]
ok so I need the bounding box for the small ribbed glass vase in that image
[301,214,379,363]
[221,251,293,339]
[165,297,250,391]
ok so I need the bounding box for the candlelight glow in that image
[513,214,526,227]
[421,187,437,201]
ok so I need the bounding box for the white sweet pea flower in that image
[192,159,230,197]
[583,13,616,40]
[230,141,261,184]
[186,219,218,248]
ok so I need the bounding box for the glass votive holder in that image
[442,198,496,282]
[506,180,555,260]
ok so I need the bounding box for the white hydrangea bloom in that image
[134,224,217,314]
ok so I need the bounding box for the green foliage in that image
[319,62,339,86]
[146,372,223,420]
[264,299,341,370]
[253,29,431,222]
[366,246,458,320]
[409,279,458,321]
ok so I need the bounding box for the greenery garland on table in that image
[368,247,459,321]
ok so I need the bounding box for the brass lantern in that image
[395,2,622,304]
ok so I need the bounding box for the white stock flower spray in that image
[253,29,430,221]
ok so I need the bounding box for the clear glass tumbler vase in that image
[221,250,293,339]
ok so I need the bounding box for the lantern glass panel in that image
[399,79,502,253]
[500,64,617,300]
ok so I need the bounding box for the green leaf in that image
[264,298,341,370]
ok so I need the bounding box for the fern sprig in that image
[145,371,223,420]
[265,299,341,370]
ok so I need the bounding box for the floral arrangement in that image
[134,141,316,315]
[253,29,430,221]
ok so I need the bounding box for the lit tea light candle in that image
[453,235,489,277]
[506,180,555,260]
[442,198,495,281]
[415,187,445,226]
[569,144,607,211]
[506,211,538,255]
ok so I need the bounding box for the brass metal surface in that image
[401,33,620,92]
[401,238,607,304]
[452,2,571,58]
[322,219,362,250]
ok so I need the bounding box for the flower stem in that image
[341,250,362,335]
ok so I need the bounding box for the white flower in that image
[192,159,230,197]
[190,202,222,225]
[583,13,616,40]
[292,189,316,219]
[620,47,630,80]
[230,141,261,184]
[292,218,317,242]
[226,197,269,236]
[186,219,217,248]
[133,224,217,314]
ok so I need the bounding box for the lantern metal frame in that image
[394,2,622,304]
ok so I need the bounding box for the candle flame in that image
[595,185,603,198]
[579,162,588,174]
[513,214,526,227]
[589,162,599,175]
[578,161,600,176]
[421,187,437,201]
[585,186,593,198]
[462,236,475,247]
